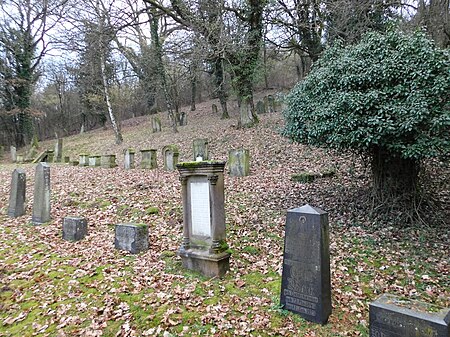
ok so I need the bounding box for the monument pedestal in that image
[178,248,230,278]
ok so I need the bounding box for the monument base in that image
[178,248,230,278]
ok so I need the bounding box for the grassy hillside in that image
[0,96,449,336]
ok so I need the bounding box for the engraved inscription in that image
[189,176,211,237]
[285,303,316,316]
[285,296,317,309]
[284,289,318,303]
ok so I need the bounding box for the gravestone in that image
[212,104,218,114]
[369,294,450,337]
[7,168,26,217]
[10,146,17,162]
[115,223,149,254]
[16,154,24,163]
[193,139,209,161]
[46,150,54,163]
[62,217,88,242]
[179,111,187,126]
[162,145,179,171]
[101,154,117,168]
[280,204,331,324]
[151,116,162,133]
[124,149,135,170]
[140,149,157,169]
[63,156,70,163]
[228,149,250,177]
[0,145,3,159]
[54,138,63,162]
[256,100,266,114]
[177,161,230,277]
[79,154,89,166]
[32,163,51,225]
[267,95,276,113]
[89,155,101,167]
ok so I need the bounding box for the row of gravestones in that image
[7,161,448,336]
[211,95,279,115]
[8,138,63,164]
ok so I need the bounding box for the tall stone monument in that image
[10,146,17,163]
[140,149,157,169]
[228,149,250,177]
[280,204,331,324]
[193,139,209,161]
[54,138,63,162]
[162,145,179,171]
[8,168,26,217]
[151,116,162,133]
[32,163,51,225]
[124,149,135,170]
[177,161,230,277]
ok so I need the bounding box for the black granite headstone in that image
[369,294,450,337]
[280,204,331,324]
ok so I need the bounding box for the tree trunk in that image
[237,95,258,128]
[100,55,123,145]
[371,147,420,202]
[213,58,229,119]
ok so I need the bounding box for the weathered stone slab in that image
[124,149,135,170]
[54,138,63,162]
[79,154,89,166]
[63,156,70,163]
[8,168,26,217]
[101,155,117,168]
[280,204,331,324]
[62,216,88,242]
[32,163,51,225]
[212,104,218,114]
[193,139,209,161]
[228,149,250,177]
[114,223,149,254]
[162,145,179,171]
[89,155,101,167]
[16,154,24,163]
[140,149,157,169]
[32,150,48,164]
[151,116,162,133]
[46,150,54,163]
[369,294,450,337]
[10,146,17,162]
[256,100,266,114]
[179,111,187,126]
[177,161,230,277]
[267,95,276,113]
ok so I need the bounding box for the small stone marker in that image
[124,149,135,170]
[228,149,250,177]
[193,138,209,161]
[10,146,17,162]
[101,154,117,168]
[79,154,89,166]
[46,150,54,163]
[177,161,230,277]
[280,204,331,324]
[369,294,450,337]
[179,111,187,126]
[62,217,88,242]
[212,104,218,114]
[140,149,157,169]
[32,163,51,225]
[63,156,70,163]
[162,145,179,171]
[267,95,276,113]
[151,116,162,133]
[16,154,24,163]
[115,223,149,254]
[256,100,266,114]
[54,138,63,162]
[89,155,101,167]
[8,168,26,217]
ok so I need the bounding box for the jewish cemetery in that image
[0,6,449,336]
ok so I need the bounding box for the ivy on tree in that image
[283,30,450,205]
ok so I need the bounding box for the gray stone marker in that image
[63,156,70,163]
[369,294,450,337]
[16,154,24,163]
[212,104,218,114]
[193,138,209,161]
[8,168,26,217]
[179,111,187,126]
[46,150,54,163]
[177,161,230,277]
[79,154,89,166]
[62,217,88,242]
[10,146,17,162]
[115,223,149,254]
[32,163,51,225]
[267,95,276,113]
[54,138,63,162]
[124,149,135,170]
[140,149,157,169]
[280,204,331,324]
[151,116,162,133]
[101,154,117,168]
[256,100,266,114]
[228,149,250,177]
[162,145,179,171]
[89,155,101,167]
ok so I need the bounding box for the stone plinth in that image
[193,139,209,161]
[79,154,89,166]
[177,161,230,277]
[228,149,250,177]
[101,155,117,168]
[32,163,51,225]
[369,294,450,337]
[115,223,149,254]
[124,149,135,170]
[62,217,88,242]
[89,155,101,167]
[162,145,179,171]
[54,138,63,162]
[8,168,26,217]
[140,149,157,169]
[280,204,331,324]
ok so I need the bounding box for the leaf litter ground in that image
[0,97,448,336]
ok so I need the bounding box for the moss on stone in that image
[177,160,224,169]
